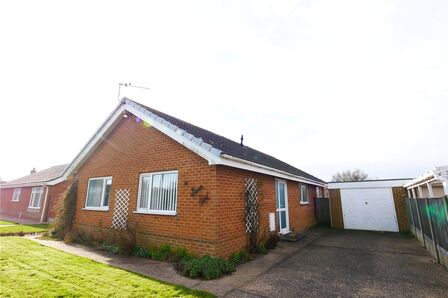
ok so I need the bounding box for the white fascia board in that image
[0,177,66,189]
[46,176,67,186]
[62,104,126,178]
[217,154,326,187]
[124,102,222,164]
[328,179,412,189]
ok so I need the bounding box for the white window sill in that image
[300,201,310,205]
[28,206,41,209]
[11,200,19,202]
[82,207,109,212]
[133,210,176,216]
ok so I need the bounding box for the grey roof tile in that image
[1,164,67,187]
[126,98,325,184]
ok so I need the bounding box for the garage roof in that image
[328,178,413,189]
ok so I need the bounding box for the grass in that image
[0,237,214,298]
[0,223,50,235]
[0,220,15,225]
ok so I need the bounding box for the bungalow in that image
[59,98,326,257]
[0,165,68,223]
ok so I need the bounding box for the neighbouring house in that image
[58,98,326,257]
[404,166,448,198]
[0,165,68,223]
[328,178,412,232]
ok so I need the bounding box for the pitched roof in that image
[1,164,67,188]
[127,98,325,184]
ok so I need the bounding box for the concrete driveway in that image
[226,230,448,297]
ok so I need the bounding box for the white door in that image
[340,188,399,232]
[275,180,290,234]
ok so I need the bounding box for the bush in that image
[264,232,279,250]
[230,250,250,264]
[102,243,121,254]
[132,246,150,258]
[171,246,191,262]
[180,256,235,280]
[149,244,172,261]
[256,244,268,255]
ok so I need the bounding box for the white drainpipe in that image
[40,184,50,223]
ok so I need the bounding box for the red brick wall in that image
[47,181,69,221]
[72,115,319,257]
[214,166,318,257]
[0,182,67,222]
[72,115,219,256]
[0,186,45,222]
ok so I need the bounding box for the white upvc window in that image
[316,186,322,198]
[12,188,21,201]
[29,187,44,208]
[300,184,309,204]
[136,170,178,215]
[85,177,112,210]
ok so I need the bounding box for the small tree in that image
[332,169,368,182]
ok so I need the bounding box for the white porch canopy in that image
[404,166,448,198]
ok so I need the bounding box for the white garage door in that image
[340,188,399,232]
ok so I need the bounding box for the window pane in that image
[139,176,151,209]
[278,182,285,208]
[279,211,287,229]
[87,179,103,207]
[151,174,162,210]
[139,172,178,212]
[103,179,112,207]
[301,185,308,202]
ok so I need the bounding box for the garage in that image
[328,179,412,232]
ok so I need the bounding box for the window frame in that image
[300,184,309,204]
[84,176,112,211]
[136,170,178,216]
[12,188,21,202]
[28,187,44,209]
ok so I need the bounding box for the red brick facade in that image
[0,181,68,222]
[72,115,319,257]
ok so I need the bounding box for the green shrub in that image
[256,244,268,255]
[132,246,150,258]
[181,256,235,280]
[102,243,121,254]
[230,249,249,264]
[171,246,191,262]
[52,179,78,239]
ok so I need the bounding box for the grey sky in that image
[0,0,446,182]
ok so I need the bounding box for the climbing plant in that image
[52,178,78,239]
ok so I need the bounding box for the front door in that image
[276,180,289,234]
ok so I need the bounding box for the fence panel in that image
[405,198,415,235]
[410,199,421,231]
[427,197,448,270]
[315,197,331,226]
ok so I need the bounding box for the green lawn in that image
[0,220,15,225]
[0,222,50,235]
[0,237,213,298]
